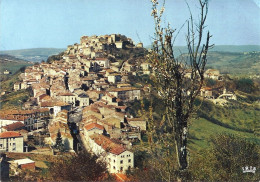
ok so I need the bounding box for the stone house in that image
[108,74,121,84]
[76,93,90,107]
[40,101,71,116]
[204,69,221,80]
[126,118,146,131]
[102,93,117,104]
[108,87,141,102]
[200,87,213,98]
[83,123,104,139]
[14,82,21,91]
[58,92,77,106]
[92,58,110,70]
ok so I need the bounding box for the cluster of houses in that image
[79,91,146,173]
[200,85,237,105]
[47,110,74,152]
[0,34,150,175]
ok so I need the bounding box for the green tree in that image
[53,130,65,152]
[190,134,260,181]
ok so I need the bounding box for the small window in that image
[0,144,3,148]
[128,159,131,163]
[120,167,123,171]
[113,166,115,169]
[120,160,123,164]
[114,160,115,163]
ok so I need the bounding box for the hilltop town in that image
[0,34,150,179]
[0,34,249,180]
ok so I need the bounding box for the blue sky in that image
[0,0,259,50]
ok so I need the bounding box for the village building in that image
[58,92,77,106]
[217,88,237,100]
[204,69,221,80]
[48,111,74,152]
[11,158,36,171]
[40,101,71,116]
[14,82,21,91]
[0,131,24,153]
[3,70,11,75]
[108,87,141,102]
[88,133,134,173]
[83,123,104,139]
[126,118,146,131]
[200,87,213,98]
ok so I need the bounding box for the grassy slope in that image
[189,118,260,151]
[0,61,33,74]
[0,70,30,110]
[189,96,260,151]
[0,54,33,74]
[0,89,30,110]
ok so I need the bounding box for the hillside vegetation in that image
[206,51,260,76]
[0,54,33,74]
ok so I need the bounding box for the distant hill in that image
[0,48,65,62]
[147,45,260,76]
[146,45,260,56]
[0,54,33,74]
[206,51,260,75]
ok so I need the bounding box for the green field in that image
[0,54,33,74]
[0,61,33,74]
[189,118,260,151]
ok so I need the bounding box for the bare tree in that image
[147,0,213,172]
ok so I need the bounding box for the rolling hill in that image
[0,48,65,62]
[206,51,260,75]
[0,54,33,74]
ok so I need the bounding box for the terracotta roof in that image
[201,87,212,91]
[2,122,25,131]
[58,92,75,96]
[0,131,22,138]
[90,134,126,155]
[41,101,70,107]
[85,123,104,131]
[39,94,51,100]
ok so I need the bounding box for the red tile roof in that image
[58,92,75,96]
[0,131,22,138]
[41,101,70,107]
[90,134,126,155]
[85,123,104,131]
[2,122,25,131]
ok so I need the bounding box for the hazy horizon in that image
[1,45,260,52]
